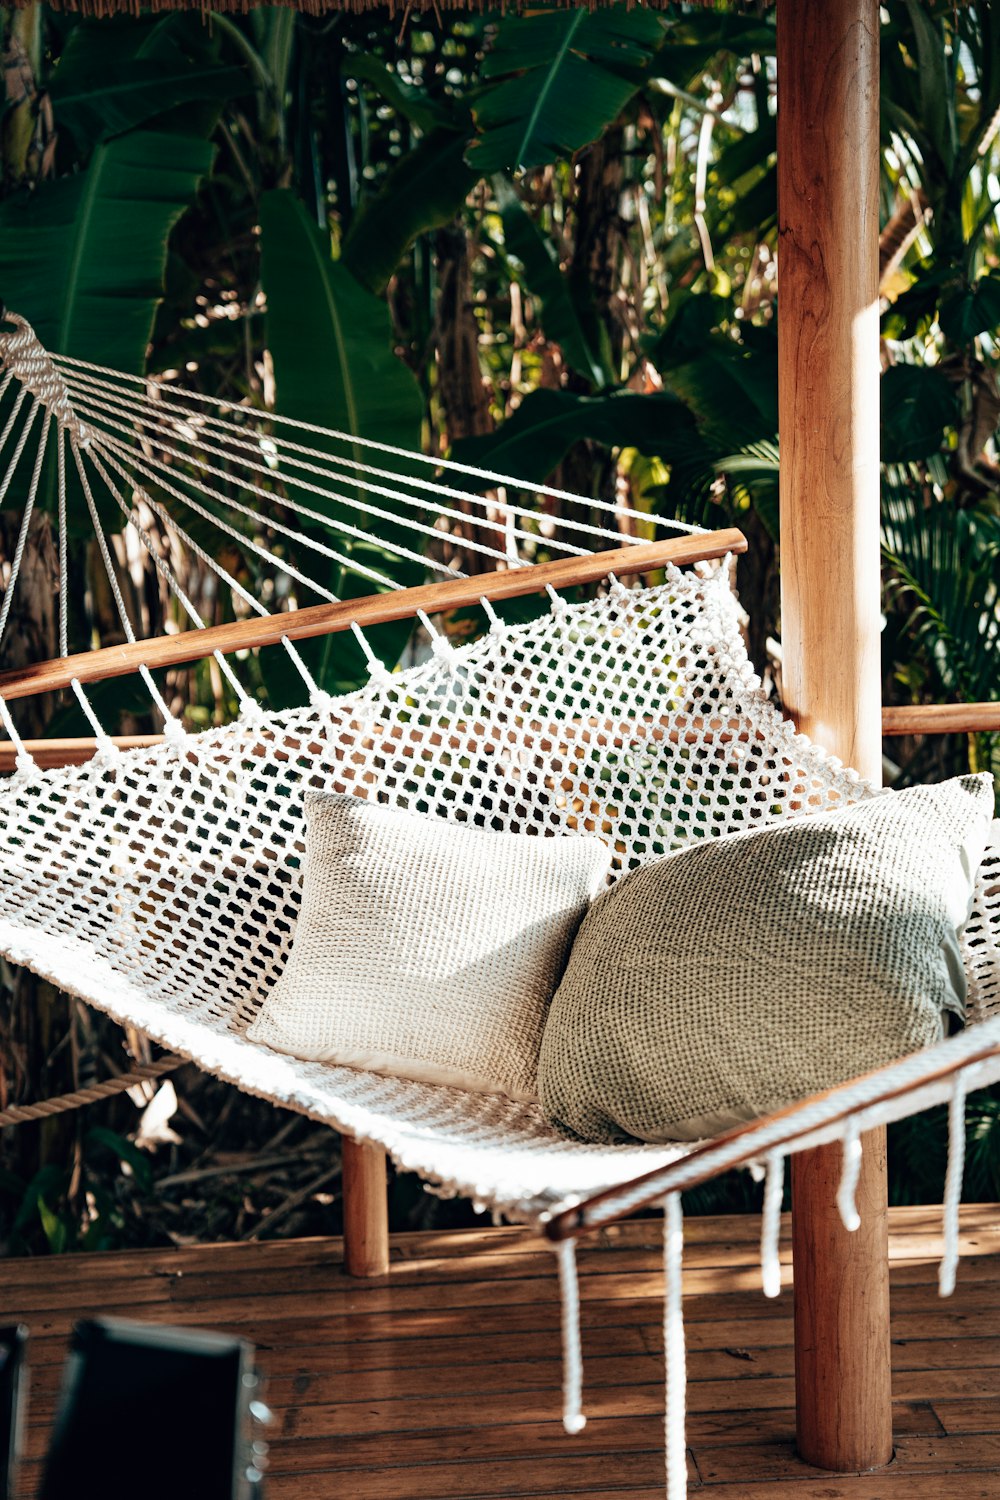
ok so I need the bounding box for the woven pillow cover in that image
[247,793,611,1100]
[538,774,995,1144]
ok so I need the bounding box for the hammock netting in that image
[0,309,999,1216]
[1,311,999,1494]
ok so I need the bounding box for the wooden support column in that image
[342,1137,390,1277]
[776,0,893,1474]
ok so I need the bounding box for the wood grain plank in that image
[4,1206,998,1500]
[0,1204,989,1292]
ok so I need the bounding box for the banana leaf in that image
[47,15,248,145]
[0,128,215,531]
[258,189,427,701]
[494,179,612,389]
[342,128,478,294]
[0,129,215,366]
[467,7,665,174]
[452,387,697,483]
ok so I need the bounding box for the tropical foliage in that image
[0,0,997,1246]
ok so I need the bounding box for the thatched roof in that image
[10,0,729,15]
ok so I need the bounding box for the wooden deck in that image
[3,1204,999,1498]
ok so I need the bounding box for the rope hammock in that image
[1,312,999,1497]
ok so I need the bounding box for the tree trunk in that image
[0,507,58,735]
[434,219,501,575]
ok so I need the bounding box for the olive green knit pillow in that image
[538,775,995,1145]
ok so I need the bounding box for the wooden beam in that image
[5,699,997,774]
[0,736,164,769]
[777,0,892,1476]
[0,532,745,705]
[544,1032,1000,1242]
[341,1137,390,1278]
[882,703,1000,736]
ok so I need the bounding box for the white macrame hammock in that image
[1,312,999,1497]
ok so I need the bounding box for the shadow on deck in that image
[3,1204,999,1498]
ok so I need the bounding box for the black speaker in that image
[0,1325,28,1500]
[39,1318,266,1500]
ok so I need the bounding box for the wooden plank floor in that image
[3,1204,1000,1497]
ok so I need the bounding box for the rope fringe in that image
[556,1239,587,1435]
[939,1075,968,1297]
[663,1193,687,1500]
[836,1124,863,1233]
[760,1151,784,1299]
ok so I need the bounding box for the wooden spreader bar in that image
[544,1032,1000,1243]
[882,703,1000,736]
[0,532,744,706]
[5,700,999,773]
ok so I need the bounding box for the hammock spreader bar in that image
[0,531,746,705]
[544,1023,1000,1242]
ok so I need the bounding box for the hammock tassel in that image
[836,1123,863,1233]
[939,1075,968,1298]
[663,1192,687,1499]
[555,1238,587,1436]
[760,1151,784,1299]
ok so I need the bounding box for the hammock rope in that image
[0,1054,183,1128]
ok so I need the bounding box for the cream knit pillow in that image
[538,775,995,1144]
[247,794,611,1100]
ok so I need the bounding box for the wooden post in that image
[341,1137,390,1278]
[776,0,893,1474]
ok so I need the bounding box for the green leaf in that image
[495,179,610,388]
[260,188,423,479]
[467,8,665,174]
[12,1165,66,1235]
[0,129,215,368]
[347,54,451,135]
[452,387,697,484]
[85,1125,154,1194]
[653,15,776,88]
[880,364,957,463]
[650,311,778,450]
[48,17,248,144]
[882,477,1000,704]
[902,0,958,175]
[881,265,949,342]
[939,275,1000,344]
[342,128,478,294]
[37,1196,69,1255]
[0,128,214,534]
[259,190,426,696]
[714,441,781,540]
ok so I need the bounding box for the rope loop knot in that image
[0,315,80,433]
[93,736,123,771]
[161,716,189,753]
[366,660,394,690]
[547,586,569,621]
[431,633,459,672]
[239,698,266,731]
[309,689,335,717]
[13,751,37,781]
